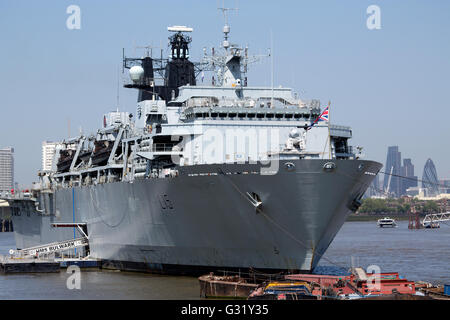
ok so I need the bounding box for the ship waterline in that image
[10,159,381,274]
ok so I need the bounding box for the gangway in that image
[421,212,450,227]
[9,222,89,258]
[9,237,89,258]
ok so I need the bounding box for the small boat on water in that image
[377,217,397,228]
[423,222,440,229]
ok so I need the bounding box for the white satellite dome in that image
[129,66,144,83]
[289,129,299,138]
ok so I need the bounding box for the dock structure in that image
[422,212,450,227]
[0,255,100,274]
[57,257,100,269]
[0,256,60,273]
[408,206,422,229]
[1,229,99,273]
[199,273,259,298]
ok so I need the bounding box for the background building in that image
[381,146,418,198]
[42,141,59,171]
[0,147,14,192]
[422,158,439,196]
[439,179,450,194]
[400,158,418,195]
[383,146,402,197]
[364,173,382,198]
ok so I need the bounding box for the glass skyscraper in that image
[383,146,402,197]
[422,158,439,196]
[382,147,417,197]
[401,158,418,195]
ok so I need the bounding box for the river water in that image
[0,221,448,299]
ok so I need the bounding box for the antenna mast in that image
[270,29,274,108]
[116,64,120,112]
[199,1,268,87]
[218,1,238,52]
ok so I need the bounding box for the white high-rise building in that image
[42,141,59,171]
[0,147,14,192]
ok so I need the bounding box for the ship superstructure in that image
[4,20,381,274]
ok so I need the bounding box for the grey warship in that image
[4,20,381,274]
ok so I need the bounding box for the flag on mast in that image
[307,104,329,130]
[318,106,329,122]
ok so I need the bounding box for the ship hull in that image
[9,159,381,274]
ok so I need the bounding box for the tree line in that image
[358,198,440,215]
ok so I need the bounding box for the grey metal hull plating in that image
[10,159,381,273]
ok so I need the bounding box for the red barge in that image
[199,268,443,300]
[285,268,417,299]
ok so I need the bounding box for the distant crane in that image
[385,166,394,197]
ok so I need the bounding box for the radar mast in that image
[200,5,269,88]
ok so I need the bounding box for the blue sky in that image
[0,0,449,186]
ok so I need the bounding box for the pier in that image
[422,212,450,227]
[0,256,60,273]
[0,254,100,274]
